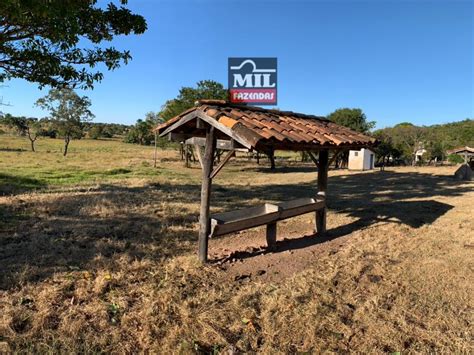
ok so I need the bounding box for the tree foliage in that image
[124,111,162,145]
[159,80,228,121]
[36,88,94,156]
[327,108,375,133]
[374,119,473,165]
[0,0,147,89]
[0,113,43,151]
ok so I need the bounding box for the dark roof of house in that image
[156,100,377,151]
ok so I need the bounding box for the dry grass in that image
[0,135,473,353]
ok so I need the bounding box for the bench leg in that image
[316,207,326,236]
[266,222,277,249]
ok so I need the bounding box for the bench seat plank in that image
[210,197,325,238]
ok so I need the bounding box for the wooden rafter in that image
[194,144,203,168]
[306,151,320,169]
[328,150,344,167]
[210,150,235,179]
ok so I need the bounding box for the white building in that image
[348,148,375,170]
[414,148,427,162]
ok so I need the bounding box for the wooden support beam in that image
[194,144,203,169]
[210,150,235,179]
[198,126,216,263]
[316,149,328,236]
[266,222,277,249]
[185,136,248,152]
[153,131,158,168]
[160,111,198,137]
[307,151,320,169]
[328,150,343,167]
[168,132,190,142]
[196,118,205,129]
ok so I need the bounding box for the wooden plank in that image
[196,111,253,149]
[209,198,325,238]
[277,197,325,220]
[194,144,203,169]
[159,111,198,137]
[185,136,249,152]
[266,222,277,249]
[316,149,328,235]
[210,204,280,237]
[210,150,235,179]
[198,126,216,263]
[168,132,193,142]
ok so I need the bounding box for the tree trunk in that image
[27,129,36,152]
[270,154,275,170]
[63,136,70,156]
[268,148,275,170]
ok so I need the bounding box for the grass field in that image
[1,135,473,353]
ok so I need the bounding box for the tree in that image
[160,80,228,121]
[88,125,104,139]
[327,108,375,133]
[373,129,402,166]
[0,0,147,89]
[124,112,161,145]
[327,108,375,167]
[390,123,426,165]
[36,88,94,156]
[1,113,42,151]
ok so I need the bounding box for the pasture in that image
[1,136,473,353]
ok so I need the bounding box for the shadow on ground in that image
[0,169,469,289]
[0,172,47,195]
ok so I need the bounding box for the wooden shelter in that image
[447,146,474,165]
[155,100,377,262]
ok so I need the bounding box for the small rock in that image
[234,274,251,282]
[368,275,383,283]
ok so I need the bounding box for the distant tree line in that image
[1,87,131,156]
[373,119,473,165]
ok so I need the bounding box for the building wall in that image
[349,148,375,170]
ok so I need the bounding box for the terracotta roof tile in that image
[218,115,238,128]
[156,100,377,150]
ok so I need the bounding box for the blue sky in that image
[1,0,472,129]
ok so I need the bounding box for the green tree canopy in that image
[0,113,43,151]
[36,88,94,156]
[0,0,147,89]
[124,111,161,145]
[327,108,375,133]
[159,80,228,121]
[373,118,473,164]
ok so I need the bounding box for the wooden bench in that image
[209,197,326,248]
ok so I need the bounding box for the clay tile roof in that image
[156,100,378,151]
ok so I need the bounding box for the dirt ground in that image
[1,141,473,353]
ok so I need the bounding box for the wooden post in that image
[198,126,216,263]
[153,131,158,168]
[316,150,328,235]
[185,145,190,167]
[266,222,277,249]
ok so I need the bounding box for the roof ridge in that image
[195,99,327,121]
